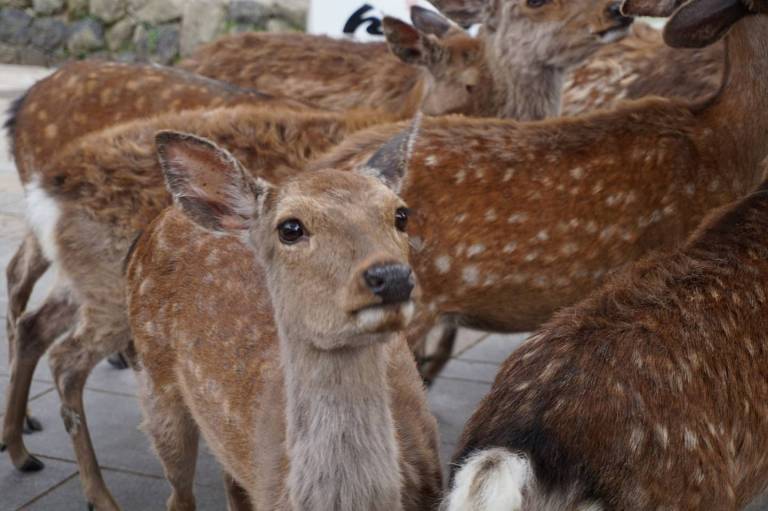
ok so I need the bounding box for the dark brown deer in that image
[309,0,768,382]
[445,145,768,509]
[126,129,441,510]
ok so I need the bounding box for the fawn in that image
[309,0,768,382]
[181,1,632,121]
[125,126,441,510]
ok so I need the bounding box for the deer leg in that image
[137,379,199,511]
[48,318,129,511]
[223,473,253,511]
[419,325,458,386]
[2,286,77,471]
[5,233,50,433]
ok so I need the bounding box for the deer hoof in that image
[19,454,45,472]
[87,503,95,511]
[24,415,43,433]
[107,353,129,370]
[0,442,6,452]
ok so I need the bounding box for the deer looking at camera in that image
[126,126,443,511]
[181,1,633,120]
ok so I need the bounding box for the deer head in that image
[155,120,421,350]
[432,0,634,69]
[383,10,490,115]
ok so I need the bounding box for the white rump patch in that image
[444,448,530,511]
[24,178,61,261]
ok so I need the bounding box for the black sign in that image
[343,4,384,36]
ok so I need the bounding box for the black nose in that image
[607,1,632,21]
[363,264,414,305]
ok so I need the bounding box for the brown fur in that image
[562,22,724,116]
[180,0,632,120]
[310,12,768,381]
[125,134,441,510]
[0,103,399,505]
[10,60,308,184]
[449,176,768,510]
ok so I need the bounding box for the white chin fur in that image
[24,178,61,262]
[356,301,415,331]
[599,26,630,43]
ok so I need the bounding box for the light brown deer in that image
[562,21,724,116]
[0,102,403,490]
[308,0,768,382]
[180,1,633,120]
[445,152,768,508]
[125,128,441,511]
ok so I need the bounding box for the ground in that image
[0,64,525,510]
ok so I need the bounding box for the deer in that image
[124,126,442,511]
[306,0,768,383]
[444,162,768,507]
[0,96,413,486]
[562,20,724,116]
[179,1,633,120]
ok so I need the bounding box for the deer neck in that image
[280,334,403,511]
[703,16,768,183]
[482,29,564,120]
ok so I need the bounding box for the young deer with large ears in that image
[310,0,768,383]
[181,1,633,120]
[126,125,442,511]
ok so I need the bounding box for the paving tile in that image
[747,491,768,511]
[0,456,77,510]
[0,374,55,418]
[457,332,530,364]
[20,466,227,511]
[453,328,489,356]
[20,389,225,489]
[428,377,491,446]
[439,358,501,385]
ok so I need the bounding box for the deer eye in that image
[277,219,306,244]
[527,0,548,7]
[395,207,409,232]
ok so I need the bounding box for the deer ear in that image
[361,114,422,192]
[155,131,272,233]
[621,0,681,17]
[427,0,486,26]
[410,5,455,37]
[663,0,749,48]
[383,17,443,66]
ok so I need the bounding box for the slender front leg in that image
[5,233,51,433]
[48,320,129,511]
[137,377,200,511]
[2,288,77,471]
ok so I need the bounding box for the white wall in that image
[307,0,439,40]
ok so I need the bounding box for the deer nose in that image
[607,1,631,21]
[363,264,414,305]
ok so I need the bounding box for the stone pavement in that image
[0,65,526,509]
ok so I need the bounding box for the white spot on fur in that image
[456,213,467,223]
[463,265,479,286]
[503,242,517,254]
[455,169,466,184]
[503,169,515,182]
[25,178,62,261]
[485,209,497,222]
[507,213,528,224]
[445,449,530,511]
[570,167,584,179]
[425,155,438,167]
[435,255,452,274]
[467,244,486,257]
